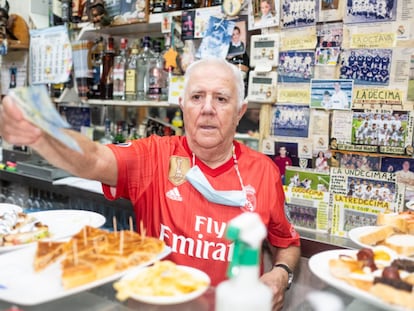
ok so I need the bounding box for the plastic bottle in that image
[215,213,272,311]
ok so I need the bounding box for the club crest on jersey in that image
[168,156,190,186]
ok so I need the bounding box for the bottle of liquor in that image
[211,0,223,5]
[181,0,198,10]
[90,37,104,99]
[99,118,114,145]
[147,41,167,101]
[164,0,181,12]
[152,0,166,13]
[125,46,139,101]
[113,37,128,100]
[61,0,72,25]
[100,37,115,100]
[129,127,140,140]
[137,37,155,100]
[113,122,126,144]
[171,110,183,136]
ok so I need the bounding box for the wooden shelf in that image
[86,99,177,107]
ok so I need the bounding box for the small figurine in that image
[0,0,30,49]
[87,0,111,26]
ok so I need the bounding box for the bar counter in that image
[0,169,387,311]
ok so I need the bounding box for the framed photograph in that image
[339,49,392,86]
[227,19,247,58]
[196,16,235,59]
[271,104,310,138]
[248,0,280,30]
[310,79,353,110]
[281,0,316,28]
[278,50,315,83]
[113,0,149,24]
[351,110,409,147]
[335,151,381,171]
[344,0,397,24]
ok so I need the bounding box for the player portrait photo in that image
[310,79,353,110]
[339,49,392,86]
[281,0,316,28]
[345,0,397,24]
[248,0,280,30]
[227,19,247,58]
[271,104,310,138]
[351,110,409,147]
[278,50,314,83]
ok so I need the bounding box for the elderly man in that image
[0,58,300,310]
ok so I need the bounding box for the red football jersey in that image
[103,135,300,285]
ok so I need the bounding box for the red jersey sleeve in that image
[266,164,300,248]
[102,136,164,204]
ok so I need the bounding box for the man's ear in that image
[237,102,248,121]
[178,97,183,110]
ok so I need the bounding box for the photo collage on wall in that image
[249,0,414,237]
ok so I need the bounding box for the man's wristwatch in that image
[273,263,294,290]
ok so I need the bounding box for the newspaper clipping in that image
[284,166,330,232]
[329,167,404,237]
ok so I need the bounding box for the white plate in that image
[347,226,382,249]
[0,244,171,305]
[405,200,414,210]
[0,203,23,214]
[348,226,414,258]
[0,209,106,253]
[309,249,409,311]
[120,265,210,305]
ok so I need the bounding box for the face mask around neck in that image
[185,165,247,207]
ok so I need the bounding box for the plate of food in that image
[0,208,106,253]
[309,246,414,311]
[348,211,414,258]
[114,260,210,305]
[0,225,170,305]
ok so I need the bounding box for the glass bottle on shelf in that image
[99,118,114,145]
[113,122,126,144]
[100,36,115,100]
[181,0,198,10]
[90,37,104,99]
[113,37,128,100]
[125,46,139,101]
[147,40,167,101]
[129,127,140,140]
[137,36,155,100]
[164,0,181,12]
[171,110,183,135]
[152,0,166,13]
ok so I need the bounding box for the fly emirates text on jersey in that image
[159,215,234,261]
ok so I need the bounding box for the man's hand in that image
[260,267,288,311]
[0,96,43,146]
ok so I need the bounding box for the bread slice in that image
[370,283,414,309]
[61,260,97,289]
[358,225,394,246]
[384,234,414,257]
[33,240,68,272]
[377,212,414,233]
